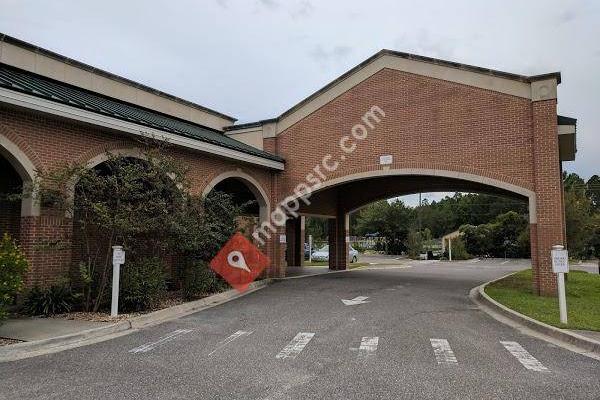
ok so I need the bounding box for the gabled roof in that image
[228,49,562,135]
[0,63,284,166]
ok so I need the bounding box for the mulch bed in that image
[0,337,23,346]
[51,292,194,323]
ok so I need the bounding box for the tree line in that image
[306,172,600,260]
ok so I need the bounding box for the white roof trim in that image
[275,53,553,134]
[0,87,284,171]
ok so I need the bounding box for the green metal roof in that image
[0,63,284,164]
[557,115,577,126]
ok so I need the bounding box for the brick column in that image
[285,217,303,267]
[299,215,306,267]
[327,218,337,270]
[328,212,348,270]
[531,98,565,296]
[264,225,286,278]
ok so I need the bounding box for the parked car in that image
[304,243,312,259]
[311,245,359,263]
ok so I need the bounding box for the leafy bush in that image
[182,261,229,300]
[23,285,77,316]
[120,257,166,312]
[443,237,470,260]
[33,146,241,313]
[0,233,28,322]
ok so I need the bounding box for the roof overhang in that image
[0,87,284,170]
[558,115,577,162]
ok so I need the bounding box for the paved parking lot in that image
[1,258,599,399]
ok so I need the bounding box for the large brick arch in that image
[294,167,536,220]
[272,67,564,295]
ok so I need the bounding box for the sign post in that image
[551,244,569,324]
[308,234,313,263]
[111,245,125,317]
[448,238,452,262]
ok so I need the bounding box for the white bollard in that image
[557,272,567,324]
[551,244,568,325]
[111,246,125,317]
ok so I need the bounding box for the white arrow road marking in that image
[430,338,458,365]
[500,260,510,265]
[129,329,193,354]
[276,332,315,360]
[501,341,548,372]
[208,330,253,356]
[357,336,379,360]
[341,296,370,306]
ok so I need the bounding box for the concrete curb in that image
[470,274,600,358]
[0,279,272,363]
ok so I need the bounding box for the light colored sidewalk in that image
[284,266,331,277]
[0,317,111,342]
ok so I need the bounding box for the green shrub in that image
[182,261,229,300]
[447,237,470,260]
[351,243,366,253]
[0,233,29,322]
[120,257,166,312]
[23,285,77,316]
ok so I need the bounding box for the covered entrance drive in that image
[231,50,578,296]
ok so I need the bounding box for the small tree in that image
[0,233,28,322]
[33,142,241,312]
[406,229,423,259]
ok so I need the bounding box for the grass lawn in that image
[485,269,600,331]
[303,261,368,269]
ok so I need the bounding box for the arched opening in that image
[285,170,534,272]
[205,176,268,243]
[0,136,39,242]
[203,171,270,245]
[0,154,23,239]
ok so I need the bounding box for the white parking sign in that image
[551,249,569,273]
[112,246,125,265]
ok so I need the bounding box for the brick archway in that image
[0,133,40,218]
[202,169,271,226]
[259,57,568,296]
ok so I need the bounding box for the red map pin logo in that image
[210,232,270,292]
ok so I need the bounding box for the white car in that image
[311,245,359,263]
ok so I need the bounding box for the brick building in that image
[0,34,576,295]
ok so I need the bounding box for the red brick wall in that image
[272,69,563,295]
[0,105,276,286]
[276,69,535,197]
[531,99,564,295]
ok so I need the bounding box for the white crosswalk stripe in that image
[129,329,193,354]
[357,336,379,360]
[430,338,458,365]
[208,330,253,356]
[500,341,548,371]
[276,332,315,360]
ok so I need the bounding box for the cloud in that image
[309,45,353,66]
[395,30,455,60]
[257,0,279,10]
[290,1,314,19]
[556,10,577,24]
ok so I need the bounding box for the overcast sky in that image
[1,0,598,188]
